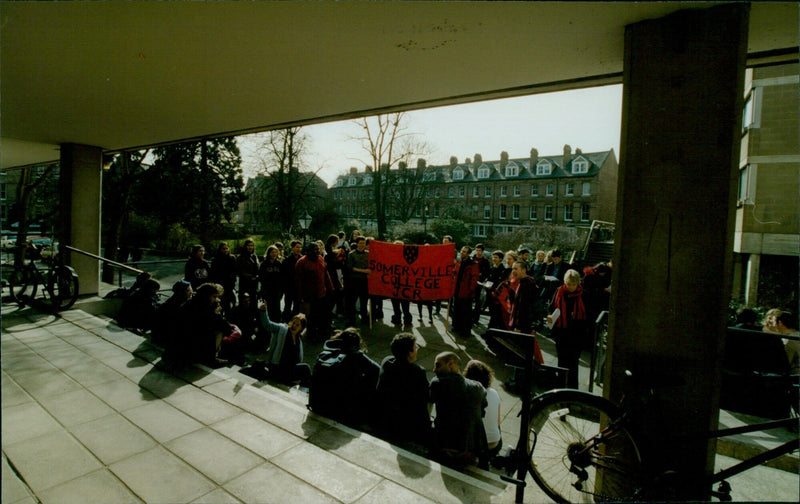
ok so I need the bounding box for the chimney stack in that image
[350,167,358,174]
[563,144,572,165]
[500,151,509,170]
[530,148,539,168]
[450,156,458,167]
[417,158,426,170]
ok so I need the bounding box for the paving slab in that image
[1,400,62,445]
[224,462,339,504]
[86,377,157,411]
[69,413,157,464]
[36,468,144,504]
[109,446,217,503]
[163,385,243,425]
[36,388,116,427]
[165,427,266,485]
[212,412,306,460]
[3,430,102,493]
[2,456,35,504]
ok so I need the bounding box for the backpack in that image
[308,348,350,417]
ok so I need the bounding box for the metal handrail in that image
[64,245,143,274]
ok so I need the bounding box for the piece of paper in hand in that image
[546,308,561,329]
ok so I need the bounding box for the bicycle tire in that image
[8,264,38,305]
[528,390,643,503]
[45,265,79,311]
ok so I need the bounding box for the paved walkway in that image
[2,295,798,503]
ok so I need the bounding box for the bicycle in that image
[525,370,799,502]
[7,242,79,311]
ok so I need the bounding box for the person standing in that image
[510,260,541,334]
[184,245,211,291]
[281,240,303,321]
[295,243,334,341]
[210,242,237,315]
[324,234,346,320]
[472,244,491,324]
[452,246,479,336]
[258,245,283,320]
[346,236,370,326]
[549,269,587,389]
[485,250,512,330]
[529,250,547,287]
[236,238,260,303]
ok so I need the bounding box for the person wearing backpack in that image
[308,327,380,428]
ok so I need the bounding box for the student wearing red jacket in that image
[452,246,480,336]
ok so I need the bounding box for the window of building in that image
[545,205,553,221]
[448,187,454,198]
[434,187,441,198]
[738,164,755,203]
[2,182,8,200]
[433,205,440,218]
[513,185,520,197]
[564,205,573,221]
[499,204,507,220]
[484,205,491,219]
[363,175,373,185]
[742,88,761,132]
[474,224,487,237]
[572,158,589,174]
[423,172,435,182]
[472,204,478,214]
[337,179,345,187]
[546,183,554,196]
[536,159,552,175]
[581,203,591,222]
[582,182,591,196]
[473,186,479,197]
[478,165,490,179]
[512,204,520,220]
[453,168,464,180]
[565,183,574,196]
[348,176,357,186]
[500,186,507,197]
[505,163,518,177]
[485,186,492,197]
[529,206,538,220]
[531,185,539,197]
[425,188,431,197]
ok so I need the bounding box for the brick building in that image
[237,172,328,234]
[733,62,800,306]
[330,145,617,241]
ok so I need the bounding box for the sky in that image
[238,84,623,187]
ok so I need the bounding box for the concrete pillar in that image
[606,4,748,500]
[60,143,103,296]
[745,253,761,306]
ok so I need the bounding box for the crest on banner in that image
[403,245,419,265]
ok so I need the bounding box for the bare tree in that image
[255,127,325,235]
[351,113,431,239]
[11,165,58,266]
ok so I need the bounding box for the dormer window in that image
[572,157,589,174]
[423,172,435,182]
[363,175,373,185]
[477,165,490,179]
[337,179,345,187]
[504,162,519,177]
[536,160,552,176]
[348,176,357,186]
[452,168,464,181]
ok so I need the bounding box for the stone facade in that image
[329,146,618,240]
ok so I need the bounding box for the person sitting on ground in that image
[376,332,431,446]
[169,282,231,367]
[116,278,161,332]
[151,280,192,347]
[254,301,311,384]
[308,327,380,428]
[463,360,502,468]
[227,291,259,351]
[428,351,487,466]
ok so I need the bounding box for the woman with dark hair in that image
[211,242,238,315]
[236,238,260,302]
[308,327,380,427]
[257,301,311,384]
[258,245,283,320]
[464,360,502,466]
[184,245,211,290]
[170,282,231,367]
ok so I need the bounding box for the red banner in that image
[367,241,455,301]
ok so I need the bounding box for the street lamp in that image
[423,205,429,234]
[298,211,313,245]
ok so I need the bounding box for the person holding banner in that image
[453,246,480,336]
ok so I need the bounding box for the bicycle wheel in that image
[8,265,38,305]
[45,265,79,311]
[528,390,643,503]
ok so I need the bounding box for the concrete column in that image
[745,253,761,306]
[60,143,103,296]
[606,4,748,500]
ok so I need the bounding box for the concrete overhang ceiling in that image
[1,1,798,169]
